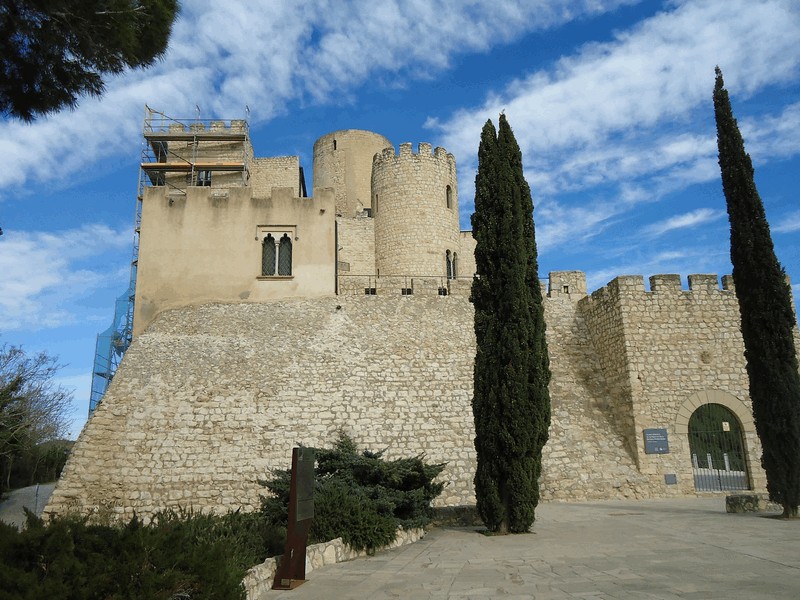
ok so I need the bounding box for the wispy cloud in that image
[430,0,800,243]
[0,225,130,331]
[773,210,800,234]
[0,0,636,198]
[643,208,726,237]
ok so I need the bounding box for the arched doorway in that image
[688,403,750,491]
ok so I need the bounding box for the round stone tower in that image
[313,130,392,217]
[372,142,460,278]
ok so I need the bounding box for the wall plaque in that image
[643,428,669,454]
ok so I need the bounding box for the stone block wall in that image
[336,216,376,275]
[373,143,461,277]
[582,273,764,494]
[250,156,301,198]
[313,130,392,217]
[47,270,770,521]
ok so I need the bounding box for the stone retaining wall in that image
[243,528,424,599]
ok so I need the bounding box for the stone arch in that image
[675,390,754,435]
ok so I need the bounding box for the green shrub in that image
[0,508,284,599]
[260,434,445,552]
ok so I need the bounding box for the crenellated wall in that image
[581,273,766,494]
[47,270,776,521]
[373,143,460,277]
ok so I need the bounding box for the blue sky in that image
[1,0,799,438]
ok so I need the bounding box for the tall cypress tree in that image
[714,67,800,518]
[471,114,551,533]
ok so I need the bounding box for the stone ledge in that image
[725,493,781,513]
[242,527,424,599]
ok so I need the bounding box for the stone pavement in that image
[263,497,799,599]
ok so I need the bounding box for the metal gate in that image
[688,403,750,492]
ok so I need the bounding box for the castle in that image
[46,112,797,520]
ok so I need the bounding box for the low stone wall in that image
[725,493,782,513]
[242,528,424,599]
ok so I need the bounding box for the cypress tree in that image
[471,114,551,533]
[713,67,800,518]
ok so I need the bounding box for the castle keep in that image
[46,112,797,520]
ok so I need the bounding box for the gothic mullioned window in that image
[260,228,294,277]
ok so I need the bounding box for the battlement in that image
[156,119,248,135]
[374,142,454,165]
[591,274,735,301]
[548,271,587,297]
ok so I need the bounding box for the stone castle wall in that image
[584,274,766,493]
[336,216,376,275]
[46,272,769,521]
[250,156,301,198]
[313,130,392,217]
[373,143,460,277]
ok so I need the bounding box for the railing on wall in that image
[337,274,473,297]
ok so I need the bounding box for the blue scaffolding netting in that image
[89,285,134,414]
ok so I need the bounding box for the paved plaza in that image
[264,498,799,600]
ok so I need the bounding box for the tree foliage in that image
[0,508,275,599]
[0,344,72,495]
[713,67,800,518]
[260,434,445,552]
[0,0,179,121]
[470,114,551,533]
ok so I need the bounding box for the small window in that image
[333,139,337,150]
[196,170,212,186]
[446,250,454,280]
[452,252,458,279]
[446,185,452,209]
[562,285,570,294]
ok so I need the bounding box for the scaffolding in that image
[139,105,250,194]
[89,106,250,415]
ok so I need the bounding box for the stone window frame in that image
[257,225,295,279]
[446,185,453,209]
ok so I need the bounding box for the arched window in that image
[262,234,276,276]
[278,234,292,276]
[259,228,295,278]
[446,250,453,280]
[446,185,452,209]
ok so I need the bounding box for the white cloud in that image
[643,208,726,237]
[431,0,800,221]
[0,0,636,198]
[774,211,800,234]
[0,225,130,331]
